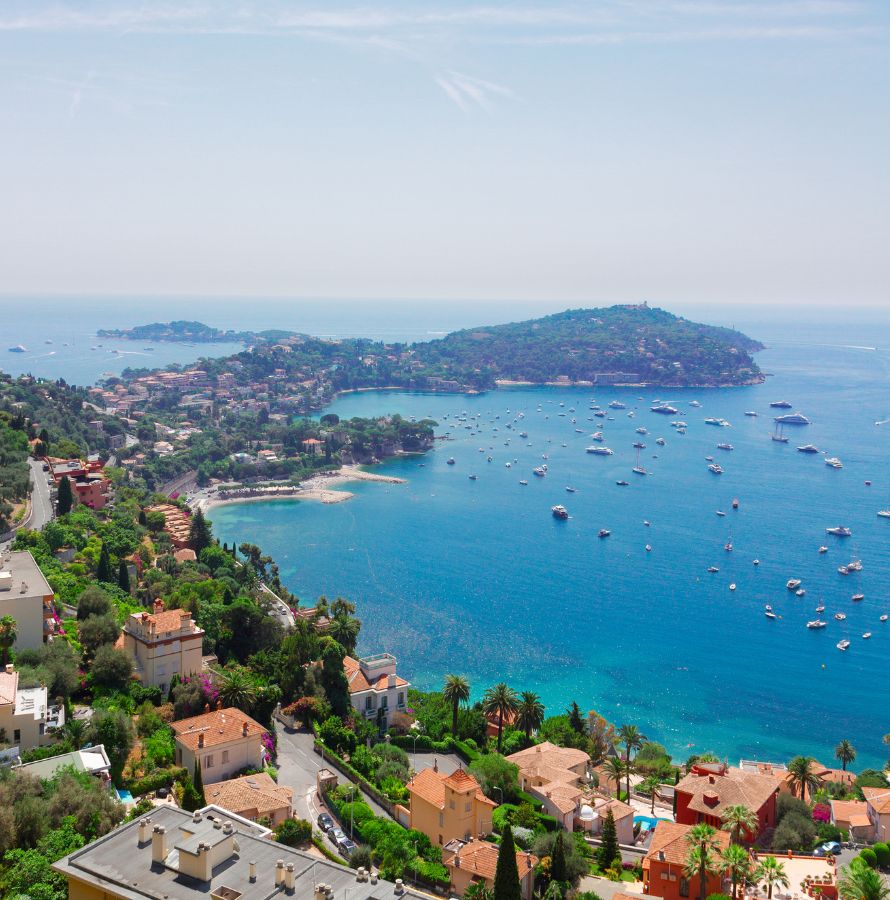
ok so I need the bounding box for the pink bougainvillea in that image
[812,803,831,823]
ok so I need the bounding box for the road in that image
[24,458,54,531]
[275,722,392,837]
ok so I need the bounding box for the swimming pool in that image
[634,815,670,830]
[117,789,134,803]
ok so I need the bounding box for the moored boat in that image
[551,505,569,520]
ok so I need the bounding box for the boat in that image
[862,632,872,639]
[505,462,512,468]
[655,437,665,445]
[586,446,614,455]
[716,443,734,451]
[689,400,702,408]
[552,505,569,520]
[447,457,456,465]
[825,457,843,469]
[771,433,789,443]
[519,480,528,485]
[708,463,723,474]
[632,466,647,476]
[724,541,733,552]
[716,511,726,517]
[608,400,626,409]
[598,529,611,538]
[787,579,802,590]
[881,615,888,622]
[807,620,827,629]
[732,498,739,509]
[729,583,736,591]
[519,431,528,438]
[835,613,847,620]
[836,640,850,651]
[753,559,760,565]
[645,544,652,552]
[705,455,714,461]
[774,412,811,425]
[770,400,793,408]
[633,441,646,449]
[816,604,825,613]
[533,467,546,477]
[591,432,604,442]
[7,345,27,353]
[797,444,820,453]
[818,546,828,553]
[796,589,806,597]
[826,526,852,536]
[878,510,890,518]
[468,474,478,480]
[744,410,758,417]
[565,486,577,493]
[651,405,678,414]
[704,417,729,426]
[644,520,650,526]
[845,559,863,571]
[852,594,864,602]
[765,610,778,619]
[707,566,719,573]
[635,426,648,434]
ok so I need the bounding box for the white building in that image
[343,653,409,731]
[0,663,65,752]
[0,549,56,649]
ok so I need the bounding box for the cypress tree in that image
[188,508,212,553]
[96,543,113,583]
[138,509,147,526]
[568,701,585,734]
[597,807,620,870]
[118,559,131,593]
[57,477,73,515]
[494,824,522,900]
[193,759,204,795]
[550,830,567,883]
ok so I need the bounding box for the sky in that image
[1,1,888,306]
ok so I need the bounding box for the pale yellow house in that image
[121,604,204,694]
[0,663,64,751]
[405,767,496,846]
[442,839,538,900]
[0,550,56,649]
[861,787,890,844]
[203,772,293,826]
[172,707,266,785]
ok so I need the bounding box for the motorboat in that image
[447,458,456,465]
[862,632,872,639]
[797,445,820,453]
[635,426,648,434]
[551,505,569,520]
[591,432,604,442]
[608,400,626,409]
[807,620,827,629]
[705,417,730,426]
[837,640,850,650]
[852,594,864,602]
[598,528,611,538]
[717,443,734,451]
[878,510,890,518]
[729,583,736,591]
[796,589,806,597]
[651,404,678,414]
[770,400,793,408]
[818,546,828,553]
[732,498,739,509]
[708,463,724,474]
[881,615,889,622]
[565,486,577,493]
[744,410,758,417]
[533,467,546,477]
[656,437,665,445]
[816,604,825,613]
[765,610,778,619]
[825,457,843,469]
[707,566,719,573]
[616,480,629,486]
[586,446,614,455]
[716,511,726,517]
[826,526,852,536]
[834,613,847,620]
[468,474,478,480]
[787,579,802,590]
[774,412,811,425]
[645,544,652,552]
[519,480,528,485]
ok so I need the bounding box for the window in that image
[13,729,20,744]
[449,800,455,810]
[398,692,405,707]
[679,878,690,897]
[381,695,388,710]
[439,813,444,827]
[205,754,214,769]
[365,696,373,710]
[221,750,229,764]
[465,802,472,813]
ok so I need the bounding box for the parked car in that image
[338,837,357,857]
[317,813,334,832]
[814,841,842,856]
[328,827,347,845]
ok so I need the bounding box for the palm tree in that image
[515,692,545,740]
[837,864,890,900]
[217,669,258,713]
[721,803,758,844]
[62,718,87,750]
[442,674,471,738]
[835,740,857,771]
[787,755,824,803]
[640,774,661,814]
[720,844,752,900]
[0,615,17,666]
[617,723,645,799]
[603,756,626,799]
[464,883,494,900]
[755,856,789,900]
[481,683,519,753]
[328,614,360,655]
[684,823,720,900]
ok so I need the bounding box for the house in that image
[53,804,428,900]
[674,762,781,840]
[14,744,111,786]
[484,707,517,739]
[404,767,496,846]
[0,663,65,752]
[47,457,111,510]
[579,796,636,846]
[861,787,890,844]
[343,654,409,731]
[830,799,872,842]
[172,707,266,784]
[779,761,855,795]
[505,741,597,831]
[749,854,837,900]
[146,504,193,549]
[0,550,56,649]
[442,839,537,900]
[642,821,730,900]
[203,772,293,826]
[121,602,204,693]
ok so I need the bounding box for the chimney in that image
[249,860,257,882]
[370,873,378,885]
[5,663,13,674]
[138,817,152,844]
[388,674,397,689]
[285,862,296,891]
[275,860,286,887]
[193,810,203,823]
[222,820,234,835]
[708,775,715,784]
[196,842,213,882]
[395,879,404,895]
[151,825,168,863]
[314,884,327,900]
[198,733,205,748]
[242,721,249,737]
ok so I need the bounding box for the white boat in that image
[825,457,843,469]
[729,583,736,591]
[708,566,719,573]
[796,589,806,597]
[787,579,802,590]
[689,400,702,408]
[818,546,828,553]
[765,610,777,619]
[807,620,827,629]
[881,615,888,622]
[645,544,652,552]
[551,505,569,520]
[835,613,847,621]
[447,457,456,465]
[852,593,864,602]
[774,412,811,425]
[565,486,577,493]
[632,466,647,476]
[744,410,758,417]
[591,432,604,442]
[586,446,613,455]
[533,467,546,477]
[608,400,626,409]
[862,632,872,639]
[519,480,528,485]
[770,400,793,408]
[878,510,890,518]
[656,437,665,445]
[468,474,478,480]
[635,426,648,434]
[797,444,820,453]
[651,404,678,414]
[7,344,27,353]
[708,463,723,474]
[826,526,852,536]
[716,443,733,451]
[836,640,850,651]
[704,417,729,426]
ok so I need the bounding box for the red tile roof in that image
[407,767,495,811]
[644,821,731,869]
[172,707,265,752]
[443,840,537,881]
[342,655,409,695]
[676,765,781,818]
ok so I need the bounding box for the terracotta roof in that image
[506,741,589,774]
[601,797,635,821]
[862,786,890,814]
[174,549,197,562]
[407,767,494,811]
[830,799,871,828]
[443,840,537,881]
[204,773,293,819]
[172,707,266,751]
[342,655,409,695]
[505,742,590,814]
[0,670,18,706]
[644,821,730,868]
[676,766,780,818]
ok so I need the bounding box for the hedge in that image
[125,766,187,796]
[860,848,878,869]
[387,733,480,765]
[314,739,395,814]
[873,843,890,868]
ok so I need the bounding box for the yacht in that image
[633,441,646,449]
[708,463,723,474]
[716,443,734,451]
[551,505,569,520]
[774,412,811,425]
[818,546,828,553]
[796,588,806,597]
[724,541,733,552]
[826,526,852,536]
[616,480,629,486]
[716,511,726,516]
[707,566,719,573]
[519,480,528,485]
[878,510,890,518]
[533,466,546,477]
[765,610,778,620]
[834,613,847,620]
[608,400,626,409]
[632,466,647,476]
[565,486,577,493]
[862,632,872,640]
[7,345,27,353]
[771,434,790,443]
[770,400,793,408]
[787,578,802,590]
[852,593,864,602]
[586,446,614,455]
[825,457,843,469]
[635,426,648,434]
[656,437,666,445]
[836,640,851,651]
[651,404,678,414]
[704,417,728,426]
[468,474,478,480]
[591,431,604,442]
[447,457,456,465]
[744,410,758,417]
[598,528,611,538]
[689,400,702,408]
[797,444,820,453]
[881,615,888,622]
[816,604,825,613]
[807,620,827,629]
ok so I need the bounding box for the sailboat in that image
[632,445,647,476]
[772,422,789,443]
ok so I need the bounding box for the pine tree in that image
[138,509,147,526]
[96,543,113,583]
[118,559,131,593]
[494,824,522,900]
[193,759,204,795]
[57,476,73,515]
[550,830,567,883]
[598,807,620,870]
[568,701,585,734]
[188,508,213,553]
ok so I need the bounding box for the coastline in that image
[195,464,407,512]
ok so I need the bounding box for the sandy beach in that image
[196,465,406,512]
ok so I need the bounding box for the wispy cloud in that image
[436,71,516,112]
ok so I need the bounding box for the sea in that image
[3,295,890,768]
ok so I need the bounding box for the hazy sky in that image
[1,1,888,305]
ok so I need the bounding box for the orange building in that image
[643,821,730,900]
[442,839,538,900]
[405,767,496,846]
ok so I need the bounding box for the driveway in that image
[24,458,54,531]
[274,723,392,834]
[578,875,645,899]
[411,751,464,778]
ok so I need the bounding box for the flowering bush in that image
[812,803,831,823]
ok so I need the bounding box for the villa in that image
[829,799,872,842]
[860,787,890,844]
[0,549,56,649]
[14,743,112,785]
[343,653,409,732]
[442,839,538,900]
[643,821,730,900]
[402,767,495,846]
[172,707,266,784]
[0,663,65,752]
[203,772,294,826]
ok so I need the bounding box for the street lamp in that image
[493,786,504,805]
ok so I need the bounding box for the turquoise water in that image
[634,816,669,829]
[212,337,890,769]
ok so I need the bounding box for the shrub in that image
[812,804,831,823]
[126,766,187,796]
[860,848,878,869]
[777,793,811,823]
[512,826,535,848]
[349,845,373,870]
[275,818,312,846]
[467,754,520,802]
[872,843,890,868]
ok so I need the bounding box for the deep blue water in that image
[212,336,890,769]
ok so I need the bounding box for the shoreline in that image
[195,465,407,512]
